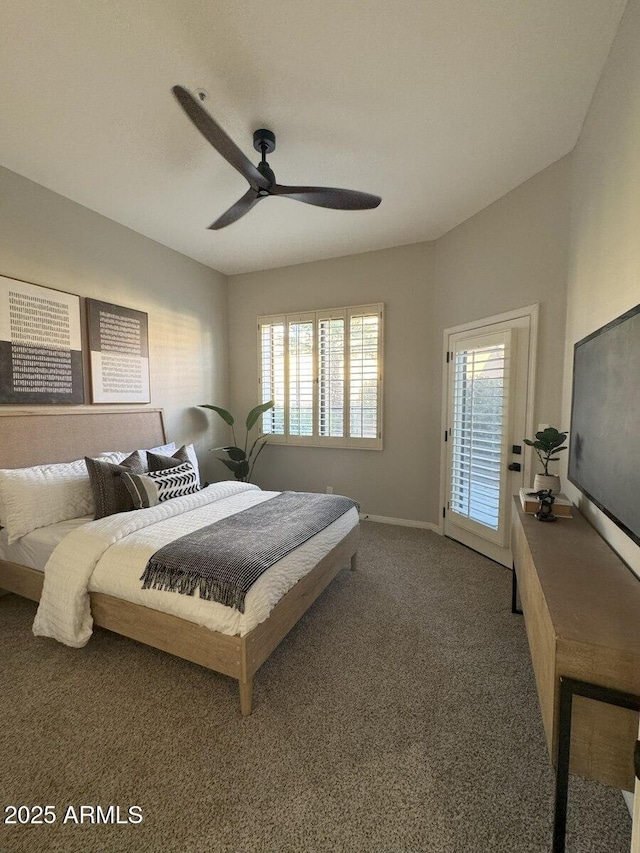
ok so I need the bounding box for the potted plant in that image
[523,426,568,495]
[200,400,274,483]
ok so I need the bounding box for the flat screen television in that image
[568,302,640,546]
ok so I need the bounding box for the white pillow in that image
[142,443,200,487]
[184,444,200,486]
[148,441,178,456]
[0,459,95,544]
[101,442,176,466]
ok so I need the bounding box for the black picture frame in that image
[0,274,84,404]
[87,298,150,404]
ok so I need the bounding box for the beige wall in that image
[227,242,436,522]
[227,155,571,523]
[561,0,640,575]
[433,155,570,426]
[0,166,229,482]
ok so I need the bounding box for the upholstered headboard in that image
[0,408,167,469]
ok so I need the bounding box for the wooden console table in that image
[511,498,640,848]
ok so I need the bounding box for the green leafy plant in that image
[199,401,274,483]
[523,427,568,475]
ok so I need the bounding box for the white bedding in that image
[0,516,92,571]
[31,482,358,647]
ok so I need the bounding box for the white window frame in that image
[258,303,384,450]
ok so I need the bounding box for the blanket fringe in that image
[140,562,246,613]
[140,493,357,614]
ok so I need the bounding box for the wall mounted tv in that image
[568,302,640,546]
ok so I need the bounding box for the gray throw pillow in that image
[146,446,190,472]
[85,451,146,519]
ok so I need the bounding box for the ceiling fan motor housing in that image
[253,128,276,154]
[257,161,276,187]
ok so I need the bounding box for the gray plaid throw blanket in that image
[140,491,358,612]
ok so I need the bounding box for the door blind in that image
[450,342,508,530]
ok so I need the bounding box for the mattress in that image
[0,516,92,571]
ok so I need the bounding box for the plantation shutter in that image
[318,312,346,438]
[259,319,285,435]
[449,330,511,543]
[287,314,314,438]
[257,303,383,449]
[349,307,381,443]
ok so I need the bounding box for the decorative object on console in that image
[528,488,557,522]
[199,401,274,483]
[171,85,381,230]
[523,426,568,495]
[0,274,84,404]
[87,298,150,404]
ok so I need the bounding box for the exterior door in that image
[442,306,537,567]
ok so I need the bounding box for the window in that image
[258,303,383,449]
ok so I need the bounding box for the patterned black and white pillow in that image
[122,462,199,509]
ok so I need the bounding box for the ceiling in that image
[0,0,627,276]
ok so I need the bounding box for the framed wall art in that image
[87,298,150,403]
[0,275,84,404]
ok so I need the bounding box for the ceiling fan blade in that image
[208,189,262,230]
[270,184,381,210]
[172,86,270,191]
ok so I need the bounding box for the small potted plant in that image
[200,401,274,483]
[523,426,568,495]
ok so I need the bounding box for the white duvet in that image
[33,481,358,648]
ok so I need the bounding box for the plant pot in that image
[533,474,561,495]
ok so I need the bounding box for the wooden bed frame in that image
[0,408,360,715]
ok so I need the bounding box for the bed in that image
[0,408,360,715]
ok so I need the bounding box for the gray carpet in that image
[0,521,632,853]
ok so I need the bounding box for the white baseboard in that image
[360,513,440,533]
[622,789,634,818]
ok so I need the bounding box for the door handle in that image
[508,462,521,472]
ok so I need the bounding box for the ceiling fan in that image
[172,85,382,230]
